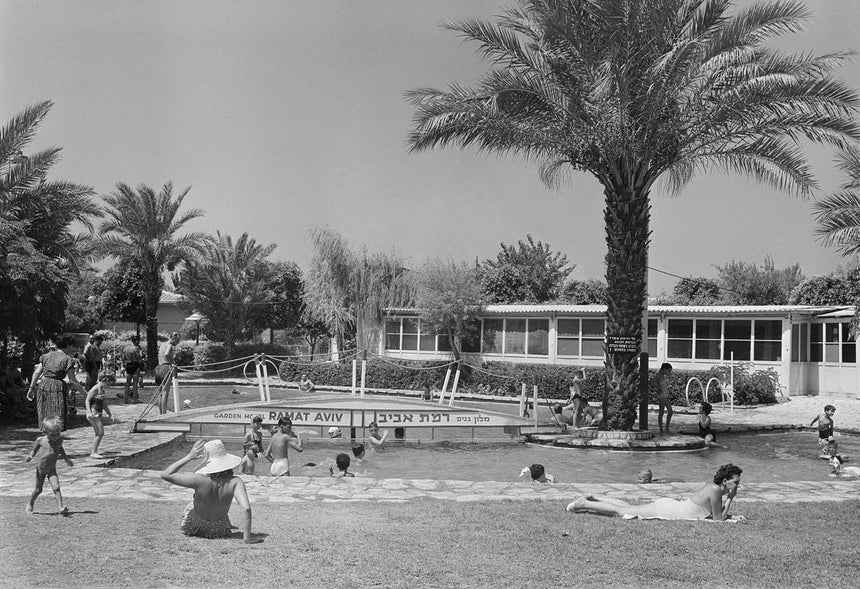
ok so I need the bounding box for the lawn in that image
[2,496,859,588]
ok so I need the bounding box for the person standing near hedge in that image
[654,363,673,435]
[26,335,88,431]
[122,335,142,403]
[154,332,180,414]
[82,334,104,391]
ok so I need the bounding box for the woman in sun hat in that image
[161,439,258,543]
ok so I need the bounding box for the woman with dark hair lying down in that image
[566,464,743,521]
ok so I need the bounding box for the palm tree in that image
[1,101,99,371]
[180,231,276,350]
[406,0,860,430]
[96,182,207,369]
[814,144,860,254]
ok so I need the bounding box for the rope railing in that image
[175,353,258,369]
[132,365,175,425]
[365,351,457,372]
[460,361,520,380]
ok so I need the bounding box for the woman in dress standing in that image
[26,335,88,431]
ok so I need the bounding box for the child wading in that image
[85,371,114,458]
[25,417,73,515]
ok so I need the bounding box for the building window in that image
[401,318,419,351]
[753,320,782,362]
[527,319,549,356]
[557,318,580,356]
[810,323,822,362]
[824,323,840,363]
[695,319,721,360]
[385,320,401,350]
[482,319,503,354]
[791,323,809,362]
[648,318,657,358]
[581,319,605,357]
[723,320,751,361]
[505,318,526,354]
[842,322,856,363]
[667,319,693,359]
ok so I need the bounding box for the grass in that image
[2,496,859,588]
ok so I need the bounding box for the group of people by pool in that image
[20,355,851,542]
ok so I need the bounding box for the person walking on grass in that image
[654,363,673,435]
[161,439,259,543]
[85,371,114,459]
[25,417,72,515]
[154,332,180,414]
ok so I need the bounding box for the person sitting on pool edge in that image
[698,402,726,448]
[552,403,574,430]
[160,439,259,542]
[519,463,556,483]
[567,463,744,521]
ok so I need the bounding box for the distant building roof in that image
[386,304,853,317]
[160,291,186,304]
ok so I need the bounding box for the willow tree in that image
[406,0,859,429]
[302,227,413,357]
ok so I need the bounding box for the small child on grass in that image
[25,417,73,515]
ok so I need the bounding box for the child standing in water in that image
[811,404,837,457]
[25,417,73,515]
[85,371,114,459]
[654,363,673,435]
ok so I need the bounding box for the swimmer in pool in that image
[264,417,303,477]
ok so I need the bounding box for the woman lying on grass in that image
[566,463,743,522]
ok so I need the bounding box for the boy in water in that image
[654,363,673,435]
[329,453,355,478]
[25,417,73,515]
[240,442,259,474]
[811,404,837,457]
[264,417,303,477]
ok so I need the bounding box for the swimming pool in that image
[114,430,855,484]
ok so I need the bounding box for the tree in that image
[302,227,413,357]
[480,235,573,303]
[406,0,859,429]
[64,268,104,333]
[814,145,860,255]
[98,259,149,334]
[96,183,207,369]
[790,271,859,306]
[0,101,99,372]
[180,232,275,350]
[294,318,331,357]
[258,261,304,344]
[715,256,804,305]
[671,277,721,305]
[415,259,485,361]
[561,279,607,304]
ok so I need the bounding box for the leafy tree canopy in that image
[560,279,607,304]
[481,235,572,303]
[97,259,148,327]
[715,256,804,305]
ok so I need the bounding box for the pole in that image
[254,356,265,402]
[360,359,367,398]
[533,385,539,429]
[261,357,271,402]
[448,367,461,407]
[519,383,527,417]
[172,369,181,412]
[351,359,357,396]
[439,367,451,405]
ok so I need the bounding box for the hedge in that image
[278,359,780,406]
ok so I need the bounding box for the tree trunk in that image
[144,289,160,371]
[602,180,650,430]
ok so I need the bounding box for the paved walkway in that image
[1,392,858,507]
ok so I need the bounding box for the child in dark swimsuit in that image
[85,372,114,459]
[811,405,837,457]
[697,402,725,448]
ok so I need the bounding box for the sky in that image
[1,0,859,294]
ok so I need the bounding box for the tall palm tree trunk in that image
[602,182,650,430]
[144,288,160,371]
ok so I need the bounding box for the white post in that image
[261,358,271,402]
[519,383,527,417]
[351,360,357,396]
[255,356,266,402]
[439,367,451,405]
[172,370,181,412]
[360,359,367,398]
[448,368,461,407]
[533,385,539,429]
[730,352,734,413]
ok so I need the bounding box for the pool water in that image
[115,430,855,484]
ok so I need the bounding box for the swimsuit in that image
[641,498,710,520]
[698,423,716,441]
[179,503,233,539]
[270,459,290,477]
[91,395,105,415]
[818,427,834,440]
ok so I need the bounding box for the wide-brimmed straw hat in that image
[195,440,242,475]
